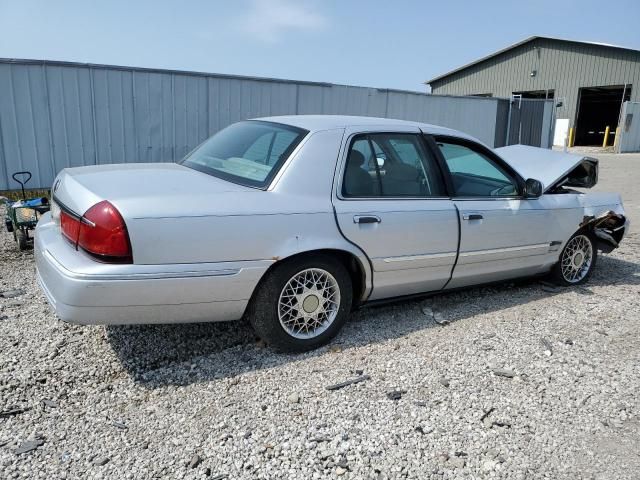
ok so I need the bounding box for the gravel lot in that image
[1,153,639,479]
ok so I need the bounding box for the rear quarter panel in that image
[126,128,371,291]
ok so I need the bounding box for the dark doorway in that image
[513,90,555,100]
[575,85,631,146]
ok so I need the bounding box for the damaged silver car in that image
[35,116,628,352]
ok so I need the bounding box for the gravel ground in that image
[1,153,639,479]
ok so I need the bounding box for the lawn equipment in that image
[2,171,50,250]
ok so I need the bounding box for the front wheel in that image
[551,231,597,285]
[247,255,353,352]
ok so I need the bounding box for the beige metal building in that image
[427,36,640,147]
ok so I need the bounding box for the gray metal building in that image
[0,58,553,191]
[427,36,640,147]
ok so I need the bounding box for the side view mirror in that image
[524,178,543,198]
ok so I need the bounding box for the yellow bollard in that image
[568,127,575,147]
[602,126,610,147]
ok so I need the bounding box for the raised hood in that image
[494,145,598,192]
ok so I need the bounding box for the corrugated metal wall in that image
[617,101,640,152]
[506,99,550,146]
[430,38,640,130]
[1,59,537,190]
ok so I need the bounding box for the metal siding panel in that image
[0,65,53,188]
[227,78,243,125]
[494,99,510,147]
[187,76,208,152]
[132,71,152,163]
[207,77,223,134]
[146,72,163,163]
[44,67,69,171]
[1,59,577,190]
[322,85,342,114]
[28,66,56,185]
[0,97,6,189]
[197,77,209,141]
[618,102,640,152]
[92,68,108,164]
[297,84,325,114]
[75,67,97,168]
[173,74,188,160]
[165,74,176,161]
[366,89,387,117]
[0,65,23,188]
[120,70,137,163]
[541,101,553,148]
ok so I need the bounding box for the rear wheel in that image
[247,255,353,352]
[551,231,597,285]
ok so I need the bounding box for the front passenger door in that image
[434,137,554,289]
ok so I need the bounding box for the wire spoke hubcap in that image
[278,268,341,339]
[561,235,593,283]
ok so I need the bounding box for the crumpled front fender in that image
[581,211,629,253]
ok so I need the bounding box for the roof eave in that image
[426,35,640,85]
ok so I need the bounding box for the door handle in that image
[462,212,483,221]
[353,215,381,224]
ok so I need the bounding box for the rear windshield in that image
[182,120,308,188]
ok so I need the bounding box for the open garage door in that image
[575,85,631,146]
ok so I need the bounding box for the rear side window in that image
[342,133,445,197]
[182,121,307,188]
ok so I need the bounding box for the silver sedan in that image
[35,115,628,351]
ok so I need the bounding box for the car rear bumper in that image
[34,214,271,325]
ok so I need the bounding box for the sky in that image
[1,0,639,92]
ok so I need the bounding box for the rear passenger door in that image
[333,126,459,300]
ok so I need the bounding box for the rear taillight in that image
[78,201,132,262]
[60,210,81,243]
[59,201,132,263]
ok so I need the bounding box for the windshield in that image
[182,120,308,188]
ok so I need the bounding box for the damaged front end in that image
[496,145,629,253]
[582,211,629,253]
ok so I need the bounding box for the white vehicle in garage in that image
[35,116,628,352]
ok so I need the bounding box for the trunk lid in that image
[494,145,598,192]
[51,162,254,217]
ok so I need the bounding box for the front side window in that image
[436,140,519,197]
[182,121,307,188]
[342,133,445,197]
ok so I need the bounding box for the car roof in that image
[253,115,475,140]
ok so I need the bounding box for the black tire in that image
[247,254,353,353]
[550,230,597,286]
[5,219,14,233]
[16,229,28,251]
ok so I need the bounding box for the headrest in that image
[347,149,365,168]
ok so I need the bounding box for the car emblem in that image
[53,179,61,192]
